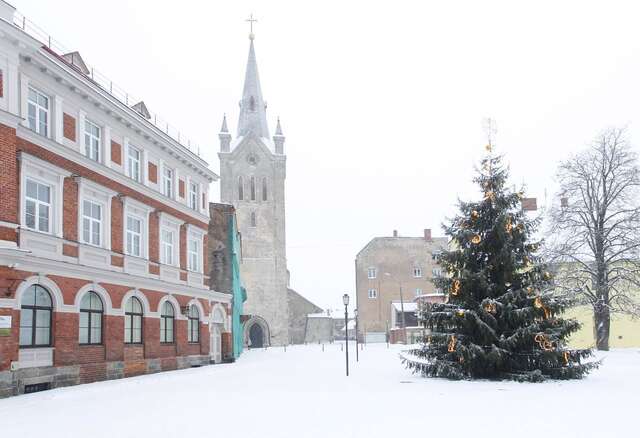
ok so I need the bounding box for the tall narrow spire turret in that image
[273,117,285,155]
[237,36,270,139]
[219,114,231,152]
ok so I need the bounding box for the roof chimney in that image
[393,230,398,237]
[424,228,432,241]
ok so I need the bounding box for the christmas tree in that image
[403,134,598,382]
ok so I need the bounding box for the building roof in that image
[356,235,449,259]
[391,302,418,312]
[237,37,270,139]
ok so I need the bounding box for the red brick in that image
[62,243,78,257]
[178,179,185,198]
[111,140,122,165]
[63,113,76,141]
[111,255,124,267]
[148,162,157,183]
[149,212,159,263]
[111,196,123,253]
[63,177,78,241]
[0,124,18,224]
[0,226,17,244]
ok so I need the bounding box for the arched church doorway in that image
[249,324,264,348]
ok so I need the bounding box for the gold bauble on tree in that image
[471,210,479,220]
[471,234,482,244]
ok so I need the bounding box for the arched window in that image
[79,291,103,345]
[250,176,256,201]
[160,301,175,344]
[124,296,143,344]
[187,305,200,343]
[19,284,53,347]
[262,177,268,201]
[238,176,244,201]
[250,211,257,228]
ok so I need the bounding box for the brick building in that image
[355,229,448,343]
[0,3,231,397]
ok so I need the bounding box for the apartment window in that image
[189,182,198,210]
[127,146,141,182]
[124,296,143,344]
[432,268,442,278]
[250,176,256,201]
[82,200,102,246]
[24,178,51,233]
[262,177,268,201]
[368,289,378,299]
[126,215,142,257]
[415,288,423,297]
[250,211,257,228]
[188,237,200,272]
[161,229,174,265]
[187,305,200,343]
[367,267,377,279]
[27,87,49,136]
[163,166,173,198]
[84,120,101,162]
[79,292,103,345]
[413,267,423,278]
[238,176,244,200]
[160,301,175,343]
[19,285,52,347]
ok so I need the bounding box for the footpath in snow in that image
[0,343,637,438]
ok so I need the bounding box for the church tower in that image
[218,30,289,346]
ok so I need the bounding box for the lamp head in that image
[342,293,350,306]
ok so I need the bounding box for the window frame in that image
[160,301,175,344]
[415,288,423,297]
[125,214,143,257]
[124,296,143,344]
[160,228,175,266]
[189,182,198,210]
[79,291,104,346]
[83,119,101,162]
[187,305,200,343]
[27,86,49,137]
[127,144,141,182]
[162,166,174,198]
[238,176,244,200]
[19,284,53,348]
[24,177,52,234]
[413,267,423,278]
[368,288,378,299]
[81,199,103,247]
[367,267,377,279]
[187,236,201,272]
[262,177,268,201]
[250,176,256,201]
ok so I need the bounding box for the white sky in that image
[16,0,640,310]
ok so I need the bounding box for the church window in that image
[238,176,244,200]
[250,211,257,228]
[262,177,268,201]
[250,176,256,201]
[249,96,256,111]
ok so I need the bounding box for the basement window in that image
[24,382,51,394]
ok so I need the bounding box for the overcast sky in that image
[16,0,640,310]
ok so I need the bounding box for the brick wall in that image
[179,179,185,198]
[0,124,18,224]
[111,140,122,165]
[149,212,159,263]
[63,113,76,141]
[179,225,187,269]
[0,308,18,370]
[111,196,123,253]
[63,177,78,241]
[148,162,157,183]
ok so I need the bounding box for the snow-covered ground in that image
[0,343,637,438]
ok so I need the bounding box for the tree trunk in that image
[594,305,610,351]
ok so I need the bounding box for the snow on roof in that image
[307,312,331,319]
[391,302,418,312]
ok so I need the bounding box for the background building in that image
[0,3,231,397]
[355,229,448,343]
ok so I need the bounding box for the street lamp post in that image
[343,293,350,377]
[354,307,359,362]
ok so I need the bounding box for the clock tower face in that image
[246,153,259,166]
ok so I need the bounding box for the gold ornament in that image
[448,335,457,352]
[534,333,555,351]
[505,282,512,287]
[563,351,570,366]
[451,279,461,296]
[485,191,495,202]
[471,210,479,220]
[543,271,552,280]
[484,302,497,314]
[517,223,524,232]
[485,143,492,152]
[505,217,512,233]
[471,234,482,244]
[534,297,543,309]
[517,191,525,200]
[456,309,465,317]
[526,286,534,295]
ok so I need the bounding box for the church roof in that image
[237,37,270,139]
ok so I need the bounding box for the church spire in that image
[237,31,270,139]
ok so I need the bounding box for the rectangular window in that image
[24,178,51,233]
[432,268,442,278]
[367,267,377,279]
[127,145,141,182]
[126,215,142,257]
[84,120,101,162]
[82,200,102,246]
[188,237,200,272]
[27,87,49,136]
[163,167,173,198]
[413,267,422,278]
[189,182,198,210]
[161,229,174,265]
[368,289,377,299]
[415,288,423,297]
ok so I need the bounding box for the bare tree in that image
[546,127,640,350]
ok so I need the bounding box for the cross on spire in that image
[246,13,258,39]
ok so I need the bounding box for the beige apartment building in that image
[354,229,448,343]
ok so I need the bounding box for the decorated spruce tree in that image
[404,140,597,382]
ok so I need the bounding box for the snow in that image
[392,302,417,312]
[0,344,637,438]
